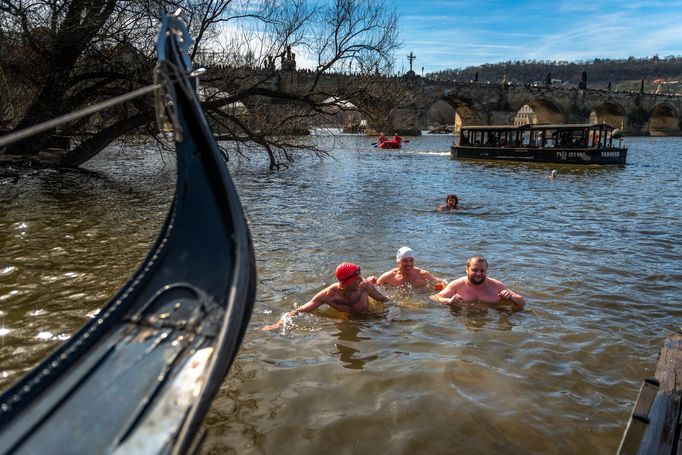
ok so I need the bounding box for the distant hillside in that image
[428,56,682,94]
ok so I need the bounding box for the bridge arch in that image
[589,102,626,128]
[424,100,456,128]
[441,97,486,128]
[649,103,680,135]
[321,97,364,130]
[515,99,565,124]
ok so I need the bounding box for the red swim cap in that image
[335,262,361,285]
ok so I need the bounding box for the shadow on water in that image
[331,321,378,370]
[455,159,628,176]
[447,302,521,332]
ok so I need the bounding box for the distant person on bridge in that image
[262,262,389,331]
[368,247,446,291]
[430,256,525,307]
[437,194,458,211]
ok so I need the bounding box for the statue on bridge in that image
[281,45,296,72]
[578,71,587,90]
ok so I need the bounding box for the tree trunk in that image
[59,112,152,167]
[7,0,117,156]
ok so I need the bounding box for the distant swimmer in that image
[437,194,458,211]
[430,256,525,307]
[370,246,447,291]
[262,262,389,331]
[546,169,558,179]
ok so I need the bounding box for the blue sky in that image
[394,0,682,73]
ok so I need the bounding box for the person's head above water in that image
[396,246,415,272]
[396,246,414,262]
[335,262,362,287]
[466,256,489,285]
[446,194,458,208]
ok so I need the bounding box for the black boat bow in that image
[0,12,256,454]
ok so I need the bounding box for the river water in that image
[1,135,681,454]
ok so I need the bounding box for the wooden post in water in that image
[618,332,682,454]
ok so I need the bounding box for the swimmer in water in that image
[262,262,389,331]
[437,194,458,211]
[430,256,524,307]
[369,247,447,291]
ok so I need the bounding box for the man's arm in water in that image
[364,281,389,302]
[262,288,330,331]
[418,269,447,290]
[494,279,525,307]
[429,278,463,305]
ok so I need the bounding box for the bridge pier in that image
[489,110,516,125]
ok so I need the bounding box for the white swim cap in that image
[396,246,414,262]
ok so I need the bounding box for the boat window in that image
[587,129,602,148]
[571,131,585,147]
[522,131,530,146]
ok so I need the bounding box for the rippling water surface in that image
[1,136,681,454]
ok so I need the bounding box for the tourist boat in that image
[0,13,256,454]
[451,123,627,164]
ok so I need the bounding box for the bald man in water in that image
[430,256,524,307]
[262,262,388,331]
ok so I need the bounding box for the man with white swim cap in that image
[262,262,388,331]
[371,247,446,290]
[430,256,525,307]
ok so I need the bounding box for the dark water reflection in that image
[1,136,681,454]
[332,321,379,370]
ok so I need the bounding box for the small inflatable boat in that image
[378,140,401,149]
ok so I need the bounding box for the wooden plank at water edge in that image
[619,333,682,454]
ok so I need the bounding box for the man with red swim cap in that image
[262,262,388,331]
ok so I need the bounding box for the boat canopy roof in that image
[529,123,617,131]
[461,123,617,132]
[461,125,523,131]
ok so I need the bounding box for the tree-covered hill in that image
[428,56,682,94]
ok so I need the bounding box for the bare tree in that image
[0,0,402,170]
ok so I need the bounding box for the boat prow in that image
[0,13,256,454]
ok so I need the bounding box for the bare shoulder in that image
[380,268,399,277]
[316,283,339,299]
[486,277,508,290]
[360,281,384,297]
[449,276,466,287]
[377,268,399,284]
[360,280,378,292]
[416,267,436,278]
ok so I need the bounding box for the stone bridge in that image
[413,79,682,135]
[208,67,682,135]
